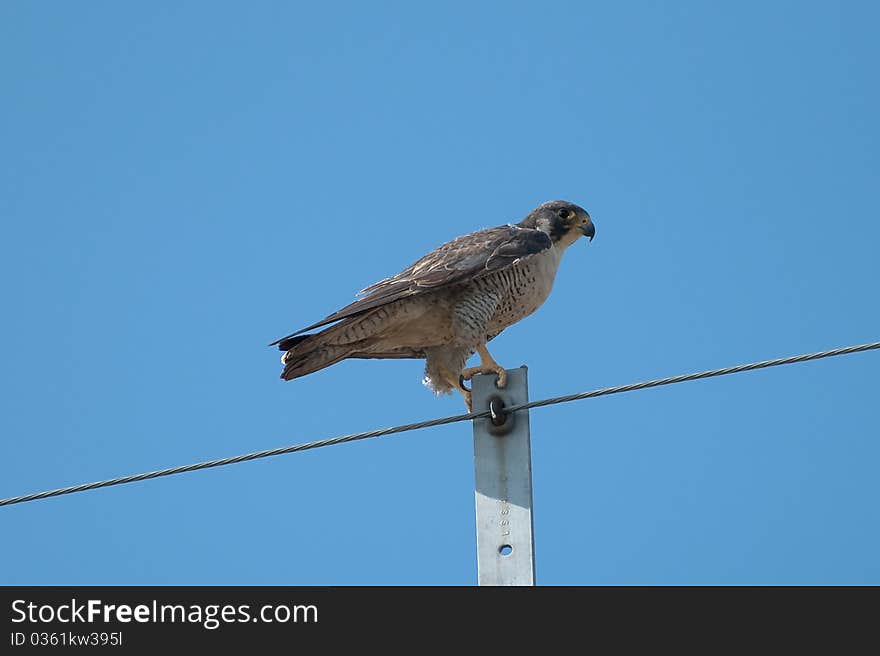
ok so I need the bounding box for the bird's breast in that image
[486,246,564,331]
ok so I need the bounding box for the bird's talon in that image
[458,375,472,392]
[462,364,508,388]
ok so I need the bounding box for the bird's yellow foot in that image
[455,376,473,412]
[441,365,473,412]
[460,345,508,388]
[460,364,507,388]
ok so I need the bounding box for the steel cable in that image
[1,340,877,507]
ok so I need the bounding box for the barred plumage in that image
[271,200,595,409]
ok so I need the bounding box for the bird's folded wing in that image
[270,225,551,344]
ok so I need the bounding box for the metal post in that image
[471,366,535,586]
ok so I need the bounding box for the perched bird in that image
[271,200,595,410]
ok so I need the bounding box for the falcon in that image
[271,200,595,410]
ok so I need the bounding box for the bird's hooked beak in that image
[581,214,596,242]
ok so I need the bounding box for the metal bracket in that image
[471,366,535,586]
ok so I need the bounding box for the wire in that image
[1,340,878,508]
[0,410,478,508]
[505,340,880,414]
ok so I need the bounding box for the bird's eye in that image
[558,209,573,220]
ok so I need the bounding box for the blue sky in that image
[1,1,878,585]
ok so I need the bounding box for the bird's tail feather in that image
[278,319,366,380]
[276,334,310,352]
[280,339,352,380]
[277,309,404,380]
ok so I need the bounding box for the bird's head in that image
[519,200,595,249]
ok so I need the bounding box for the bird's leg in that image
[460,386,473,413]
[440,365,473,412]
[460,344,508,389]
